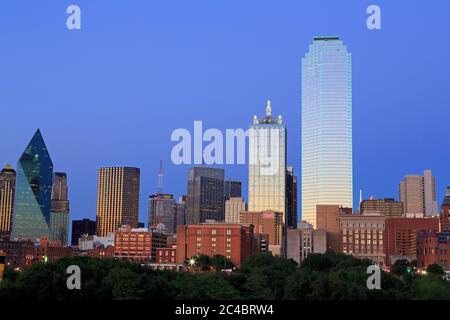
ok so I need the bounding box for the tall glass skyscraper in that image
[186,167,224,224]
[301,37,353,228]
[12,129,54,240]
[248,101,287,222]
[96,167,140,236]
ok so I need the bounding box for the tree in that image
[427,264,444,276]
[238,253,297,299]
[211,254,234,271]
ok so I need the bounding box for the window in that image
[212,229,217,235]
[226,229,232,235]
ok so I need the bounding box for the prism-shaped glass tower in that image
[11,129,54,240]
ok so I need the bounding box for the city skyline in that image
[1,1,450,226]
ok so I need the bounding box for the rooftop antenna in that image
[157,159,163,194]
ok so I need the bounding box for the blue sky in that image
[1,0,449,225]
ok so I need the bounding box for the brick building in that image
[417,230,450,270]
[0,239,34,270]
[114,225,167,262]
[316,205,351,252]
[239,211,283,255]
[176,223,254,267]
[384,217,439,264]
[340,212,386,266]
[156,245,177,264]
[33,237,73,264]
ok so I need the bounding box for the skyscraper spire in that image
[266,100,272,116]
[157,159,163,194]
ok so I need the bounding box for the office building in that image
[399,170,438,218]
[239,210,283,255]
[248,101,287,222]
[50,173,70,245]
[360,197,403,218]
[175,201,186,227]
[224,180,242,200]
[316,205,351,253]
[186,167,224,224]
[287,222,326,264]
[384,217,439,265]
[96,167,140,236]
[0,165,16,239]
[176,223,254,267]
[12,129,53,240]
[225,197,246,224]
[301,37,353,228]
[71,219,96,246]
[148,193,176,234]
[340,211,386,266]
[286,166,298,228]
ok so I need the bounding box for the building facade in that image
[225,197,246,224]
[248,101,287,223]
[239,210,283,255]
[71,219,96,246]
[186,167,224,224]
[301,37,353,228]
[224,180,242,201]
[0,165,16,239]
[417,230,450,271]
[384,217,439,265]
[176,223,254,267]
[400,170,438,218]
[96,167,140,236]
[316,205,351,253]
[114,225,167,262]
[286,166,298,229]
[360,198,403,218]
[50,172,70,245]
[148,193,176,234]
[340,212,386,266]
[12,129,53,240]
[287,222,326,264]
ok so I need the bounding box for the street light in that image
[188,257,196,268]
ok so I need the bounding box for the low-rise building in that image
[114,225,167,262]
[417,230,450,270]
[287,222,326,264]
[340,212,386,266]
[384,217,439,265]
[239,211,283,255]
[176,222,254,267]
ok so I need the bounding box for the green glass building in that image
[11,129,54,240]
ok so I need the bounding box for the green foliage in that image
[411,276,450,299]
[0,253,449,300]
[426,264,444,276]
[237,253,297,299]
